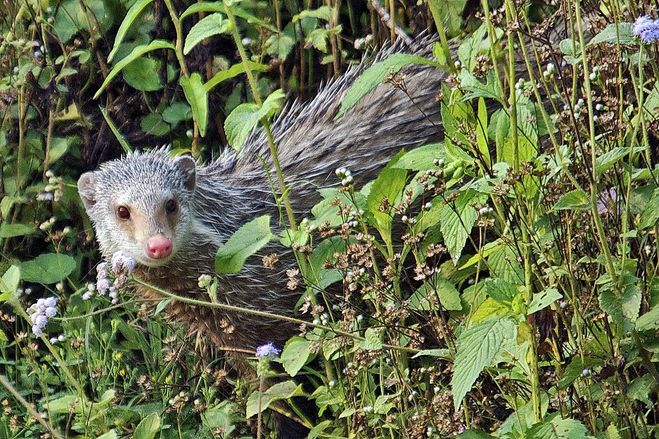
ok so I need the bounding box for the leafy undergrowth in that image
[1,0,658,438]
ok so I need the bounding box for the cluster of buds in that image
[543,62,556,79]
[335,167,353,186]
[37,170,64,202]
[38,216,56,231]
[27,297,58,336]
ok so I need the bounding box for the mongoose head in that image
[78,151,196,268]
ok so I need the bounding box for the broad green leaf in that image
[638,188,659,229]
[410,277,462,311]
[162,102,192,124]
[0,223,35,238]
[97,430,119,439]
[215,215,273,274]
[361,328,383,351]
[184,14,228,55]
[439,191,478,263]
[180,3,277,32]
[201,401,237,434]
[280,337,311,377]
[293,6,333,22]
[456,24,490,71]
[458,431,496,439]
[205,61,269,92]
[1,266,20,295]
[133,412,160,439]
[599,284,642,324]
[460,240,503,270]
[95,40,175,99]
[476,97,491,166]
[123,58,162,91]
[224,89,285,151]
[180,73,209,137]
[559,38,581,65]
[392,143,446,171]
[366,166,407,250]
[141,113,171,136]
[427,0,468,36]
[552,190,590,211]
[246,381,303,418]
[451,318,515,411]
[527,414,588,438]
[459,70,504,104]
[108,0,156,61]
[588,23,634,46]
[337,54,436,118]
[21,253,76,284]
[307,28,329,53]
[636,306,659,331]
[45,394,83,413]
[470,297,511,323]
[265,28,296,60]
[595,146,645,175]
[483,278,517,304]
[528,288,562,314]
[54,0,111,43]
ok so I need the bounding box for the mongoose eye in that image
[165,199,177,214]
[117,206,131,220]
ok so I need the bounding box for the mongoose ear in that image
[175,156,196,190]
[77,172,97,209]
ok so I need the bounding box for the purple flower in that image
[255,342,281,358]
[633,16,659,44]
[596,187,618,215]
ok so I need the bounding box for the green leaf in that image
[411,348,451,359]
[552,190,590,211]
[21,253,76,284]
[141,113,171,136]
[391,143,446,171]
[49,136,78,163]
[95,40,175,99]
[427,0,468,36]
[97,430,119,439]
[184,13,228,55]
[588,23,634,46]
[280,337,311,377]
[599,284,642,324]
[215,215,273,274]
[638,188,659,229]
[459,70,504,104]
[180,2,277,32]
[265,30,296,60]
[366,166,407,249]
[439,191,478,263]
[1,266,20,295]
[410,277,462,311]
[559,38,581,65]
[293,6,333,22]
[108,0,156,62]
[224,89,285,151]
[122,57,163,91]
[558,356,603,389]
[527,414,588,438]
[337,53,436,118]
[595,146,644,175]
[361,328,383,351]
[133,413,161,439]
[205,61,269,92]
[528,288,562,314]
[44,394,83,414]
[0,223,36,238]
[636,306,659,331]
[476,97,491,166]
[180,73,209,137]
[451,318,515,411]
[483,278,517,304]
[162,102,192,124]
[471,297,511,323]
[54,0,111,43]
[246,381,303,418]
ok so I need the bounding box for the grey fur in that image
[79,38,445,351]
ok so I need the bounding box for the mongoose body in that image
[78,42,444,353]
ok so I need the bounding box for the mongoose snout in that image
[145,234,173,259]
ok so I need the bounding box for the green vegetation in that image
[1,0,658,437]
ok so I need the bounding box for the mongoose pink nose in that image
[146,235,173,259]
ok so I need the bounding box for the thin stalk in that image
[131,277,423,354]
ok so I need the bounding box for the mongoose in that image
[78,40,444,354]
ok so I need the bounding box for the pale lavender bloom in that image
[111,251,137,274]
[256,342,281,358]
[633,16,659,44]
[27,297,58,336]
[596,187,618,215]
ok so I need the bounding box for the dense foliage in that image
[0,0,658,438]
